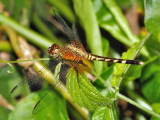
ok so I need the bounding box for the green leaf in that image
[0,65,25,103]
[66,68,112,110]
[144,0,160,42]
[9,90,69,120]
[73,0,103,74]
[92,106,114,120]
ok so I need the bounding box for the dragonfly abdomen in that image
[87,54,144,65]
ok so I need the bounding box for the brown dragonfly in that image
[49,10,144,66]
[10,9,144,114]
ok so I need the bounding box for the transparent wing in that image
[32,82,60,114]
[53,9,80,42]
[10,60,62,113]
[32,62,69,114]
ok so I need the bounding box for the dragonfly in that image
[48,10,144,65]
[10,9,144,114]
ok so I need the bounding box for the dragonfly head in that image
[48,44,60,58]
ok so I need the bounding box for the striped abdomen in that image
[87,54,144,65]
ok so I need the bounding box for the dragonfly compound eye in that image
[48,44,60,57]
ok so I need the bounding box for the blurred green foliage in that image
[0,0,160,120]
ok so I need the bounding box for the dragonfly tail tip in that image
[139,61,144,65]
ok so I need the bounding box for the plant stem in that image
[0,14,52,49]
[0,58,51,64]
[118,93,160,118]
[0,41,12,52]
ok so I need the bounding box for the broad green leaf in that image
[144,0,160,42]
[111,33,150,89]
[73,0,103,74]
[0,65,25,103]
[92,106,114,120]
[66,68,112,110]
[9,90,69,120]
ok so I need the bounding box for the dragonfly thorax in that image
[48,44,60,58]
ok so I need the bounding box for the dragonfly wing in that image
[53,9,81,42]
[32,82,61,114]
[10,60,59,105]
[33,62,68,114]
[32,86,53,114]
[72,23,80,41]
[10,69,44,100]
